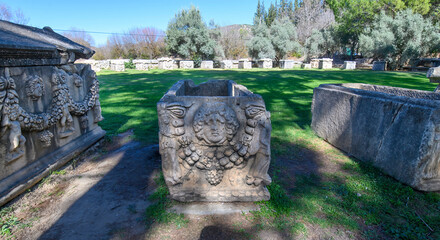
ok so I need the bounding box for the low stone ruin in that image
[372,61,386,71]
[343,61,356,70]
[179,61,194,69]
[258,59,272,69]
[312,83,440,191]
[0,20,105,206]
[280,60,302,69]
[232,60,239,69]
[158,80,272,201]
[221,60,233,69]
[200,61,213,69]
[319,58,333,69]
[302,63,312,69]
[133,59,158,70]
[110,59,127,72]
[158,57,175,70]
[310,59,319,68]
[238,59,252,69]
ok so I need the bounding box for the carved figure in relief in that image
[51,71,74,138]
[244,103,272,186]
[80,115,89,129]
[159,102,192,185]
[72,74,83,88]
[91,73,104,123]
[0,73,26,162]
[25,75,45,101]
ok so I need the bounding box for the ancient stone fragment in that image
[343,61,356,70]
[200,61,213,69]
[0,20,105,206]
[311,83,440,191]
[238,59,252,69]
[372,61,386,71]
[319,58,333,69]
[257,59,272,69]
[158,80,272,201]
[179,61,194,69]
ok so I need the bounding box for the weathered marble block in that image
[158,80,272,201]
[372,61,386,71]
[232,60,239,69]
[258,59,272,69]
[280,60,302,69]
[158,58,175,70]
[82,60,110,72]
[311,83,440,191]
[238,59,252,69]
[179,61,194,69]
[310,59,319,68]
[110,59,127,72]
[319,58,333,69]
[343,61,356,70]
[0,20,105,206]
[200,61,213,69]
[302,63,312,69]
[221,60,233,69]
[133,59,152,71]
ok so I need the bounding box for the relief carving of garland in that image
[0,67,103,163]
[159,100,272,188]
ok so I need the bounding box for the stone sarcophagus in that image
[158,80,272,201]
[312,83,440,191]
[0,20,105,205]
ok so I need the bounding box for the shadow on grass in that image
[37,69,438,239]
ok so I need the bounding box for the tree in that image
[247,23,275,59]
[121,27,166,59]
[166,6,218,60]
[0,3,29,24]
[265,2,278,27]
[305,26,340,59]
[270,17,301,60]
[62,28,95,48]
[359,10,440,70]
[254,0,266,25]
[218,25,251,59]
[294,0,335,43]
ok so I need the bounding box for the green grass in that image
[98,68,439,239]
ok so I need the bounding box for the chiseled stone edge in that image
[0,127,106,206]
[169,187,270,202]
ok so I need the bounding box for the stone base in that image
[170,187,270,202]
[0,127,105,206]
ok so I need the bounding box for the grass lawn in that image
[97,68,440,239]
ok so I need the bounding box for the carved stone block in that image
[238,59,252,69]
[312,83,440,191]
[257,59,272,69]
[280,60,302,69]
[200,61,213,69]
[310,59,319,68]
[319,58,333,69]
[158,80,272,201]
[372,61,387,71]
[0,21,105,206]
[221,60,233,69]
[158,58,175,70]
[343,61,356,70]
[179,61,194,69]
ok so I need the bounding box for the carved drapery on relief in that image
[0,66,103,162]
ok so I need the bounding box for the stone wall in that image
[221,60,233,69]
[133,59,158,70]
[238,59,252,69]
[311,83,440,191]
[319,58,333,69]
[372,61,386,71]
[179,61,194,69]
[158,80,272,201]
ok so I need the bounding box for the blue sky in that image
[2,0,272,46]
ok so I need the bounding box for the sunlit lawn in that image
[97,68,440,239]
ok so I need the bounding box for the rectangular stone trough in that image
[311,83,440,191]
[157,80,272,201]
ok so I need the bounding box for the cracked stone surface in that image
[311,83,440,191]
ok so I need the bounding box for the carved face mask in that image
[202,113,227,144]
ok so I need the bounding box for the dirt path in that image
[3,133,360,240]
[9,139,160,240]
